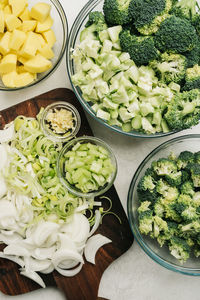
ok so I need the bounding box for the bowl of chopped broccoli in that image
[67,0,200,138]
[128,134,200,275]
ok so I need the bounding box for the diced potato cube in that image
[2,70,17,87]
[38,44,54,59]
[15,71,35,87]
[42,29,56,47]
[24,54,52,73]
[19,7,31,21]
[20,20,36,32]
[0,53,17,74]
[35,33,46,47]
[9,0,28,16]
[10,29,26,50]
[3,4,11,14]
[18,55,27,64]
[0,10,4,33]
[5,13,22,31]
[35,15,53,33]
[0,31,11,55]
[30,3,51,23]
[20,31,40,58]
[0,0,8,10]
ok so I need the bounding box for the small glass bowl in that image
[0,0,68,91]
[56,136,117,198]
[41,101,81,143]
[127,134,200,276]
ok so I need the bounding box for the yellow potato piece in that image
[0,10,5,33]
[15,71,35,87]
[9,0,28,16]
[19,7,31,21]
[0,53,17,74]
[20,20,37,32]
[35,15,53,33]
[38,44,54,59]
[24,54,52,73]
[2,70,17,87]
[30,3,51,23]
[3,4,11,14]
[42,29,56,47]
[10,29,26,51]
[0,31,11,55]
[20,31,40,58]
[0,0,8,10]
[18,55,27,64]
[5,13,22,31]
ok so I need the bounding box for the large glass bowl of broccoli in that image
[67,0,200,138]
[128,134,200,275]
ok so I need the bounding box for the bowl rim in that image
[127,134,200,276]
[0,0,68,91]
[40,101,81,142]
[56,135,118,198]
[66,0,179,139]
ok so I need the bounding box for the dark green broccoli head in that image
[137,174,156,192]
[177,151,195,169]
[155,16,198,53]
[167,221,180,236]
[180,181,195,196]
[103,0,133,25]
[133,0,172,35]
[164,202,182,222]
[170,0,198,22]
[194,151,200,164]
[85,11,106,28]
[164,89,200,130]
[169,236,190,262]
[152,158,177,176]
[190,163,200,187]
[183,64,200,91]
[165,171,182,187]
[119,29,159,66]
[181,170,190,182]
[150,52,187,85]
[183,40,200,68]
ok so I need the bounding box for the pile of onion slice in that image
[0,119,112,287]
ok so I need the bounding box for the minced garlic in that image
[46,108,74,134]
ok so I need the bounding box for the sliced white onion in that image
[58,233,77,251]
[0,123,14,143]
[33,221,59,246]
[24,257,52,272]
[0,145,8,171]
[40,263,54,274]
[4,243,30,256]
[84,234,112,264]
[0,232,22,244]
[31,246,56,260]
[52,249,84,268]
[55,262,83,277]
[0,200,17,219]
[0,252,24,267]
[89,210,101,237]
[20,269,46,288]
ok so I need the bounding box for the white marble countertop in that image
[1,1,200,299]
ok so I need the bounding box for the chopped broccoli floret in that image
[152,158,177,176]
[183,65,200,91]
[181,205,198,221]
[184,40,200,68]
[156,179,179,202]
[137,175,158,203]
[180,181,195,197]
[150,52,187,85]
[138,201,152,212]
[151,215,168,238]
[165,171,182,187]
[133,0,172,35]
[194,151,200,164]
[85,11,107,30]
[177,151,195,170]
[138,210,154,235]
[103,0,133,25]
[169,236,190,262]
[164,89,200,130]
[190,163,200,187]
[119,29,159,66]
[170,0,198,22]
[154,199,165,217]
[155,16,198,53]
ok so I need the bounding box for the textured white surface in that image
[0,1,200,299]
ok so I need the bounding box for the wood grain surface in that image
[0,88,134,300]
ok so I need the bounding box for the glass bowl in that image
[56,136,117,198]
[0,0,68,91]
[127,134,200,276]
[41,101,81,143]
[66,0,178,138]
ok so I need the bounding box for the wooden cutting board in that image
[0,88,134,300]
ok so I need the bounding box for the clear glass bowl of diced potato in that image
[0,0,68,90]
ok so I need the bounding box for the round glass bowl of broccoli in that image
[56,136,117,198]
[67,0,200,138]
[127,134,200,275]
